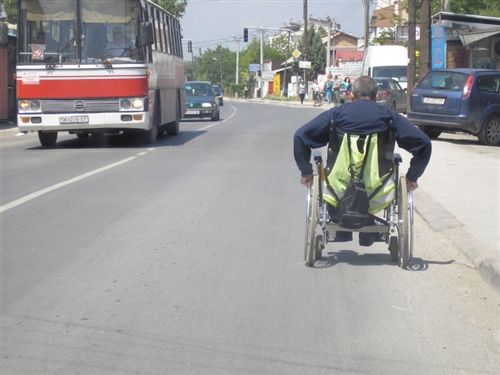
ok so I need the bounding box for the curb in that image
[415,189,499,293]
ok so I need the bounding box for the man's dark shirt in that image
[293,99,432,182]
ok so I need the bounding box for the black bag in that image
[337,134,372,229]
[338,178,370,229]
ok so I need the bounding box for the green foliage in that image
[298,27,326,80]
[449,0,500,17]
[372,29,397,45]
[152,0,187,18]
[3,0,17,23]
[188,45,235,89]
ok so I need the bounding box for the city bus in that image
[16,0,185,147]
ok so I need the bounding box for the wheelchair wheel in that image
[397,176,414,268]
[304,174,320,267]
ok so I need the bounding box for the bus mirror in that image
[139,22,154,46]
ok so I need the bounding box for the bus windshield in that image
[18,0,144,65]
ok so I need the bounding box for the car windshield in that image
[212,86,221,95]
[375,80,390,90]
[416,71,468,91]
[185,83,212,96]
[372,66,407,82]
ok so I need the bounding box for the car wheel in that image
[478,115,500,146]
[421,126,442,139]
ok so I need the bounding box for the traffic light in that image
[243,28,248,42]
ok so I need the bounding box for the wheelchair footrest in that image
[325,223,389,233]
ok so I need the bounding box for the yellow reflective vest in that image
[324,132,395,214]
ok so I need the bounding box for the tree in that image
[372,29,397,45]
[190,45,235,89]
[152,0,187,18]
[2,0,17,23]
[298,27,325,80]
[449,0,500,17]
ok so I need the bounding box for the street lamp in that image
[212,57,223,91]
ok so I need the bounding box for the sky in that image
[181,0,373,57]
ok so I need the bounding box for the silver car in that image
[375,77,407,113]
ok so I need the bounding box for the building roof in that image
[336,49,364,62]
[432,11,500,26]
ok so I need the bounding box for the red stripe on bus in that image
[17,77,148,99]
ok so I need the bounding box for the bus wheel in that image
[166,92,181,136]
[142,122,158,144]
[38,131,58,147]
[166,120,179,135]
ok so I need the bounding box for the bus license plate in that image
[59,115,89,124]
[423,97,445,105]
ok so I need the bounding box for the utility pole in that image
[326,17,331,69]
[419,0,431,77]
[363,0,370,50]
[442,0,450,11]
[235,37,240,99]
[331,19,336,68]
[407,0,416,108]
[303,0,308,60]
[260,27,264,99]
[283,30,291,96]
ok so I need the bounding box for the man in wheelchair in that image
[294,76,431,247]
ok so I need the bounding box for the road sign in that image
[292,49,301,59]
[248,63,260,72]
[299,61,311,69]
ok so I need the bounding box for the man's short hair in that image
[352,76,378,100]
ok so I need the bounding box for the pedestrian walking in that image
[298,81,306,104]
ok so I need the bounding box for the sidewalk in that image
[0,120,19,138]
[235,97,326,109]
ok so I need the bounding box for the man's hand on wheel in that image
[301,175,312,186]
[407,180,418,191]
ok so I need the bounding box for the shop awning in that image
[458,28,500,46]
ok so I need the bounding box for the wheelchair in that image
[304,131,414,269]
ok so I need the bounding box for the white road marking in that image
[0,156,137,213]
[199,105,237,131]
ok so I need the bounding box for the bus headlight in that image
[120,97,144,111]
[19,100,42,113]
[132,98,144,110]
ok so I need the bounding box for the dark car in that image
[375,77,407,113]
[408,69,500,146]
[212,84,223,106]
[184,81,220,121]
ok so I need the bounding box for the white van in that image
[361,45,408,89]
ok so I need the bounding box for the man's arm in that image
[393,113,432,186]
[293,110,332,181]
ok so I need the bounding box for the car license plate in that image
[59,115,89,124]
[186,110,200,115]
[423,97,445,105]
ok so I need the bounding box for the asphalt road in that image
[1,101,499,374]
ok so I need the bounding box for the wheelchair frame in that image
[304,153,414,269]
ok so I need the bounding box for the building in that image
[369,0,408,44]
[431,12,500,70]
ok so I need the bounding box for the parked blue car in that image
[408,69,500,146]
